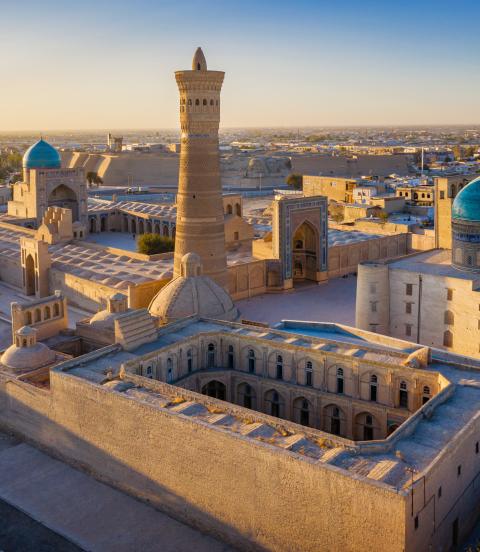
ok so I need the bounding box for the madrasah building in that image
[0,49,480,551]
[356,174,480,360]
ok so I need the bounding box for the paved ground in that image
[0,499,82,552]
[87,231,139,252]
[0,435,231,552]
[236,275,357,326]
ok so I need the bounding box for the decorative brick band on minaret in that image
[173,48,228,288]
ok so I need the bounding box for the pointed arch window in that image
[336,367,344,394]
[207,343,215,368]
[370,374,378,402]
[227,345,234,369]
[248,349,255,373]
[305,361,313,387]
[399,381,408,408]
[276,355,283,380]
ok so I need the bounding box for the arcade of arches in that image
[135,337,441,442]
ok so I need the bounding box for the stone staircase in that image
[114,309,157,351]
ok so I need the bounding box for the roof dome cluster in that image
[23,139,61,170]
[452,176,480,222]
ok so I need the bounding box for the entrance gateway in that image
[272,195,328,288]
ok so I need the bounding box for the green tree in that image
[286,173,303,190]
[137,233,175,255]
[378,210,389,225]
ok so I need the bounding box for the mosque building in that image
[8,138,88,228]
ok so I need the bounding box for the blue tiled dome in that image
[23,139,61,169]
[452,176,480,221]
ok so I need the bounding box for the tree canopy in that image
[286,173,303,190]
[137,233,175,255]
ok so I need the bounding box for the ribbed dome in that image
[23,139,61,169]
[149,253,238,323]
[1,326,56,372]
[452,177,480,221]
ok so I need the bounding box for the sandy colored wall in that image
[328,234,407,278]
[63,152,180,187]
[228,260,267,300]
[128,279,169,309]
[49,269,118,312]
[0,254,22,288]
[408,232,435,251]
[388,269,480,358]
[0,370,408,552]
[293,153,412,178]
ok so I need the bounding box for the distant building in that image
[395,184,434,206]
[107,133,123,153]
[303,175,356,203]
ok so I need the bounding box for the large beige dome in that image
[1,326,56,372]
[149,253,238,323]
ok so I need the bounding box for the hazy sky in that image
[1,0,479,130]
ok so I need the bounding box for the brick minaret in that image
[173,48,227,288]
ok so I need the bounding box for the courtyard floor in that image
[236,275,357,326]
[86,231,138,252]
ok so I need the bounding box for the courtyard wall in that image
[0,369,408,552]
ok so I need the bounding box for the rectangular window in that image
[306,371,312,387]
[452,518,459,548]
[371,301,377,313]
[438,486,442,499]
[405,302,413,314]
[405,324,412,337]
[447,288,453,301]
[406,283,413,296]
[440,191,445,200]
[457,465,462,477]
[369,283,377,294]
[476,442,479,454]
[399,389,408,409]
[414,516,419,530]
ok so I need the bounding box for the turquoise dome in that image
[452,177,480,221]
[23,139,61,169]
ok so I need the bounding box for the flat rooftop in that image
[387,248,480,282]
[88,198,177,221]
[53,317,480,494]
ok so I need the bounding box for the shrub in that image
[286,173,303,190]
[137,233,174,255]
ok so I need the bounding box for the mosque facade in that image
[8,139,88,229]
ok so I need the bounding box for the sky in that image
[0,0,479,131]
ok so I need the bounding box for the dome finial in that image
[192,47,207,71]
